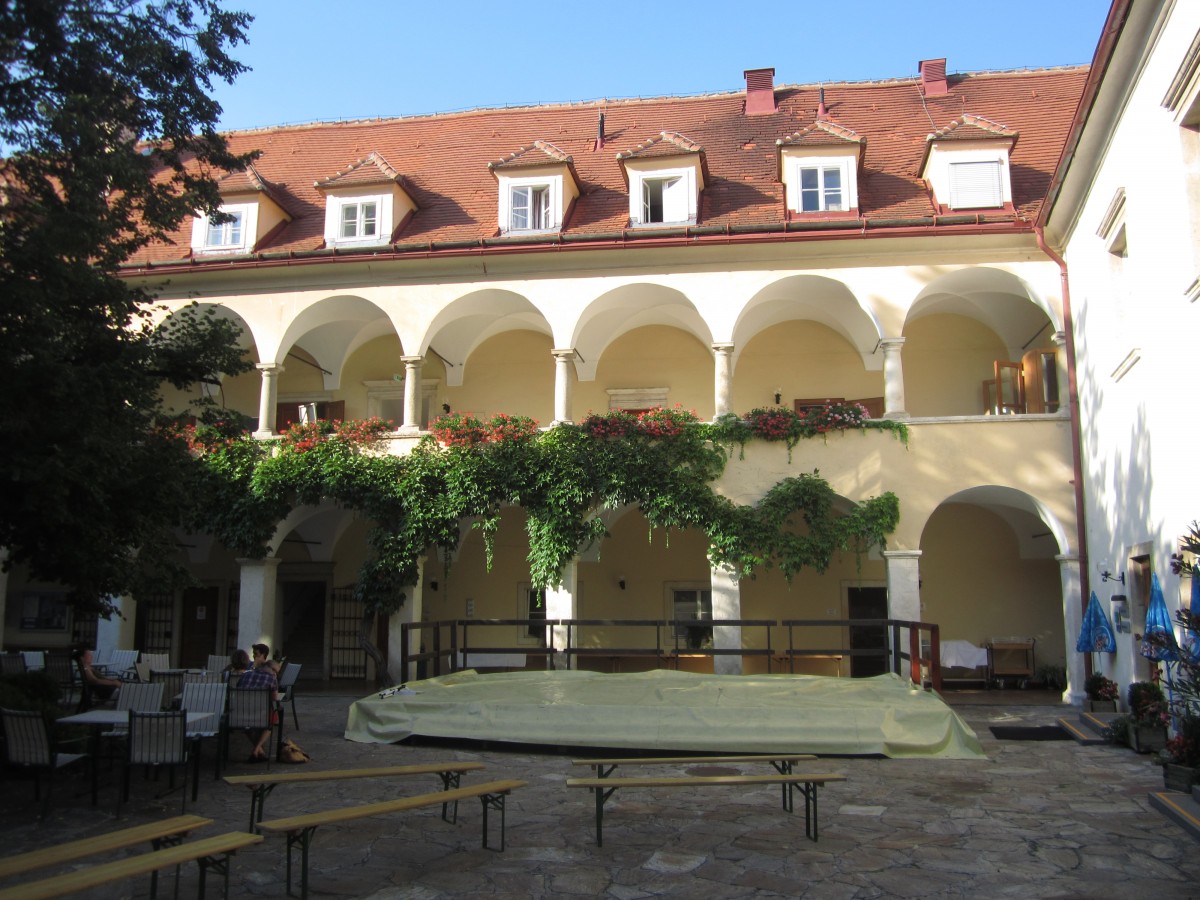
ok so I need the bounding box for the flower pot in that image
[1085,699,1118,713]
[1163,762,1200,793]
[1130,724,1169,754]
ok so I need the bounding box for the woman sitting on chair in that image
[71,646,121,711]
[236,644,279,762]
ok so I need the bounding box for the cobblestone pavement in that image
[2,687,1197,899]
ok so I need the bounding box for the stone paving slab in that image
[0,690,1196,898]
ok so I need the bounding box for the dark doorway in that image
[281,581,327,680]
[180,586,219,669]
[848,587,889,677]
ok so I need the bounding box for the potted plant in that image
[1159,718,1200,792]
[1127,681,1170,754]
[1083,673,1119,712]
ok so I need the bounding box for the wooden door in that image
[994,361,1025,414]
[848,587,889,677]
[180,586,219,669]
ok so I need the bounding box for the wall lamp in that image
[617,576,626,591]
[1098,563,1125,585]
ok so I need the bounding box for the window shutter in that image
[949,161,1003,209]
[661,177,687,222]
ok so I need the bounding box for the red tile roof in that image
[927,114,1019,142]
[314,151,403,188]
[126,66,1088,268]
[615,131,704,160]
[777,120,865,148]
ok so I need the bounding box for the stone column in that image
[97,595,136,655]
[551,350,576,425]
[710,565,743,675]
[400,356,423,434]
[880,338,909,420]
[884,550,921,681]
[254,363,284,438]
[237,557,281,651]
[387,560,424,683]
[712,343,735,420]
[544,560,578,668]
[1058,554,1085,705]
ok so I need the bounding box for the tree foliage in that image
[0,1,255,612]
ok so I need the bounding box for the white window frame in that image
[322,192,392,247]
[498,174,562,234]
[783,155,858,215]
[338,200,379,240]
[948,160,1004,209]
[628,165,697,226]
[665,582,713,650]
[924,144,1013,211]
[517,583,547,646]
[191,202,256,254]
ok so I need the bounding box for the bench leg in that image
[592,785,618,847]
[248,783,278,833]
[772,760,794,812]
[149,834,187,900]
[439,771,462,823]
[788,782,819,842]
[196,849,242,900]
[479,791,509,851]
[284,826,317,899]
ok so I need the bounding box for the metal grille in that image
[138,595,173,656]
[72,609,98,649]
[330,585,366,679]
[225,584,240,654]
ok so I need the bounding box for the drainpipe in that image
[1035,227,1091,675]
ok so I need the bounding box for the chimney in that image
[595,111,605,151]
[919,58,949,97]
[817,86,828,118]
[744,67,776,116]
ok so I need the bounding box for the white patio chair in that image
[1,707,89,816]
[180,682,228,779]
[121,710,190,813]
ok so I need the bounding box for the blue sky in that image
[209,0,1112,133]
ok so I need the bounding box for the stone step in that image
[1149,790,1200,843]
[1056,716,1110,745]
[1079,709,1120,735]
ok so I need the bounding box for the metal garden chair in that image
[223,687,275,769]
[180,682,228,779]
[277,662,303,730]
[121,710,190,813]
[1,707,91,816]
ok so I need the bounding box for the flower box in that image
[1130,724,1169,754]
[1085,699,1118,713]
[1163,762,1200,793]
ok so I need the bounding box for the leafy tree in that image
[0,1,256,613]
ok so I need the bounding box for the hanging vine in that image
[175,406,902,620]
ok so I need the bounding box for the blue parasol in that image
[1140,573,1180,661]
[1075,590,1116,653]
[1183,565,1200,664]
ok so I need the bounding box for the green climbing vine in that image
[174,404,902,618]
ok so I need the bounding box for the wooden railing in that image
[399,617,942,689]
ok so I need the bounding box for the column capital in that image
[400,355,423,367]
[1054,554,1081,565]
[236,557,282,570]
[879,337,906,351]
[255,362,285,375]
[711,342,735,354]
[1051,331,1067,347]
[882,549,922,561]
[551,348,579,361]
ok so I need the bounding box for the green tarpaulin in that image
[345,668,984,759]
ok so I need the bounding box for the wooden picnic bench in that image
[224,761,486,832]
[572,754,817,814]
[566,770,846,847]
[0,814,212,880]
[0,831,262,900]
[257,778,526,899]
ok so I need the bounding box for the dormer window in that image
[776,122,864,218]
[192,202,255,254]
[315,151,417,249]
[489,141,579,236]
[339,200,379,240]
[510,183,552,231]
[205,207,246,248]
[616,133,705,227]
[920,115,1017,213]
[948,160,1004,209]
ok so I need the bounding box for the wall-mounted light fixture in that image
[429,580,439,592]
[617,576,626,591]
[1098,561,1125,585]
[773,388,782,405]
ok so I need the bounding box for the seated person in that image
[71,646,121,709]
[235,645,279,762]
[224,648,251,683]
